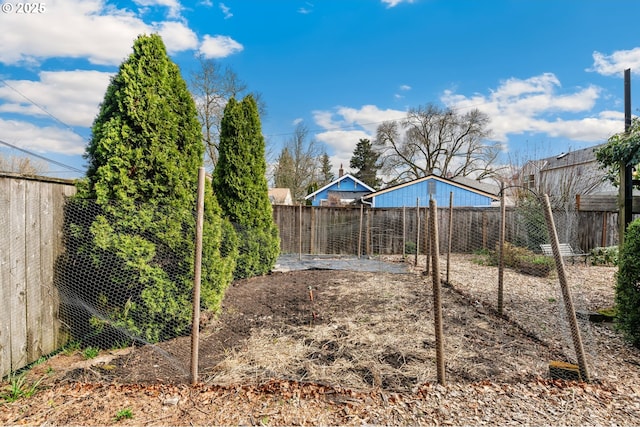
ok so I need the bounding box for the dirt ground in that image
[2,256,640,425]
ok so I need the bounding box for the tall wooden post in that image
[415,198,420,267]
[446,192,453,284]
[358,204,364,258]
[498,183,506,315]
[619,68,632,245]
[190,167,205,385]
[430,198,446,385]
[542,194,590,382]
[298,203,303,260]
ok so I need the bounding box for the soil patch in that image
[3,256,640,425]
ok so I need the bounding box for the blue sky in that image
[1,0,640,180]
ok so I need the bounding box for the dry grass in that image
[200,254,631,392]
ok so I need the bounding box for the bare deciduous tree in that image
[375,104,499,184]
[0,154,47,174]
[190,55,266,169]
[273,123,322,202]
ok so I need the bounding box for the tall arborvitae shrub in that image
[62,34,236,346]
[213,95,280,279]
[616,218,640,347]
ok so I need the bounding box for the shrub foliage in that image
[60,34,236,346]
[616,219,640,347]
[213,96,280,278]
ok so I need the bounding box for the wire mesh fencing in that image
[2,190,615,388]
[274,199,607,384]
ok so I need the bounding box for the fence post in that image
[298,204,302,260]
[190,167,205,385]
[430,198,446,385]
[358,204,364,258]
[498,183,505,315]
[401,206,406,260]
[414,199,420,267]
[310,206,316,255]
[447,192,453,283]
[541,194,590,382]
[425,207,431,274]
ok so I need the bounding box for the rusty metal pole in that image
[430,198,446,385]
[541,194,590,382]
[190,167,205,385]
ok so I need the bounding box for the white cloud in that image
[0,1,148,65]
[298,2,314,14]
[589,48,640,77]
[156,21,199,53]
[199,35,244,58]
[312,105,405,174]
[0,118,87,155]
[0,70,112,127]
[0,0,210,66]
[133,0,183,19]
[441,73,619,143]
[381,0,416,8]
[399,84,411,91]
[219,3,233,19]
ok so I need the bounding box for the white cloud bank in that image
[589,48,640,77]
[312,72,624,173]
[0,0,244,161]
[0,0,241,66]
[440,73,621,144]
[0,70,112,127]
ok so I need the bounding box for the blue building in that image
[305,173,375,207]
[362,174,499,208]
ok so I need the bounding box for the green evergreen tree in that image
[274,147,295,189]
[213,95,280,279]
[616,218,640,347]
[62,34,237,346]
[350,138,381,189]
[319,152,335,186]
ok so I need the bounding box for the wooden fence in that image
[272,204,624,256]
[0,173,630,378]
[0,174,76,378]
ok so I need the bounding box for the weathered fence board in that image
[1,174,75,377]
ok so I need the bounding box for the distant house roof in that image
[362,174,500,201]
[526,144,605,173]
[304,173,375,202]
[449,175,501,197]
[360,174,500,208]
[268,188,293,205]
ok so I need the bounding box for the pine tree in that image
[350,138,381,189]
[63,34,237,345]
[319,152,335,186]
[213,95,280,278]
[274,147,295,189]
